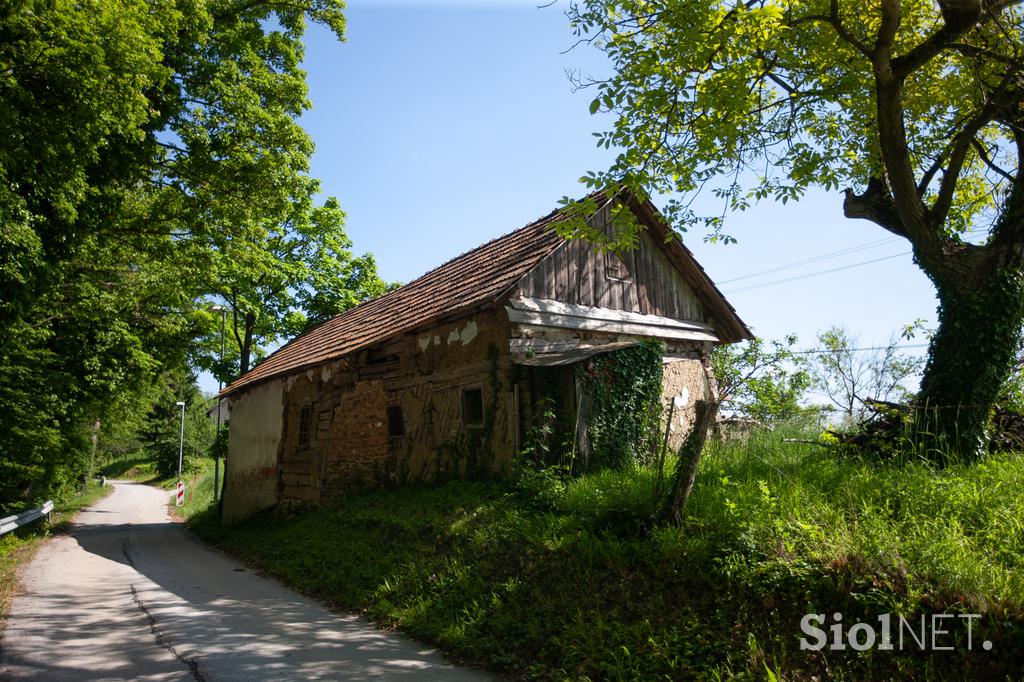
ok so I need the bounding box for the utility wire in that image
[791,343,929,355]
[717,227,989,291]
[723,251,912,293]
[717,237,900,284]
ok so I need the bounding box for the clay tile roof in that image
[222,191,752,397]
[222,205,569,396]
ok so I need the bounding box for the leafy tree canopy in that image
[568,0,1017,240]
[712,334,811,425]
[808,325,923,421]
[194,196,392,377]
[0,0,366,506]
[566,0,1024,459]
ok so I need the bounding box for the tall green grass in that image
[691,426,1024,614]
[98,455,159,482]
[186,426,1024,679]
[174,457,220,517]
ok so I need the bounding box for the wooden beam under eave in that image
[505,307,720,344]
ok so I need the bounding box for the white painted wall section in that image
[224,378,284,523]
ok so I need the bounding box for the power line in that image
[791,343,929,355]
[723,251,912,294]
[716,227,989,290]
[717,237,900,284]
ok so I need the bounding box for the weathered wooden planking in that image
[638,239,654,315]
[512,212,705,324]
[508,336,644,366]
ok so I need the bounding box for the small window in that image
[605,249,634,282]
[387,405,405,437]
[462,388,484,427]
[298,403,313,447]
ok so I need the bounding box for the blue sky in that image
[202,1,939,392]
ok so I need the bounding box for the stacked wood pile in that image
[991,407,1024,452]
[823,399,1024,456]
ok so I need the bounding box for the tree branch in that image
[950,41,1023,67]
[929,105,998,226]
[830,0,872,58]
[876,0,902,60]
[990,128,1024,246]
[893,0,985,79]
[872,0,945,264]
[842,176,906,236]
[787,2,871,59]
[971,138,1015,183]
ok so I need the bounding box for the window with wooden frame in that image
[298,403,313,448]
[387,404,405,437]
[462,387,484,428]
[604,249,634,282]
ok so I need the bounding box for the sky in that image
[200,0,940,393]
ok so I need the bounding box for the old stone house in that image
[219,192,751,522]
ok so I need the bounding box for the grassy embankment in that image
[182,426,1024,679]
[0,481,113,616]
[98,455,218,519]
[171,457,221,518]
[98,456,160,482]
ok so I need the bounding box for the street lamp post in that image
[175,400,186,483]
[211,304,227,504]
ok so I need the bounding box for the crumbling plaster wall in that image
[271,308,520,506]
[229,304,719,521]
[223,377,285,523]
[390,308,518,483]
[661,355,713,450]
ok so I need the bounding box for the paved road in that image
[1,482,487,681]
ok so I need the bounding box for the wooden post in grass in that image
[662,399,719,526]
[654,399,676,499]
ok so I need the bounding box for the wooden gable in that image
[511,203,706,325]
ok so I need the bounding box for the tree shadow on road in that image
[3,494,485,681]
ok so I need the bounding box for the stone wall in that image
[390,308,518,483]
[274,360,353,506]
[226,304,717,521]
[661,356,712,450]
[268,307,519,509]
[321,378,392,496]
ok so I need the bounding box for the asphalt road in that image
[1,481,487,681]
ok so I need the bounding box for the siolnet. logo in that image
[799,612,991,652]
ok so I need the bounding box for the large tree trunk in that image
[840,0,1024,462]
[238,312,255,376]
[917,244,1024,461]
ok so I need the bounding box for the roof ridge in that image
[218,188,758,398]
[399,204,567,288]
[221,200,572,396]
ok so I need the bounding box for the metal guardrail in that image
[0,500,54,537]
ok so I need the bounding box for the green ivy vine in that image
[576,340,666,470]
